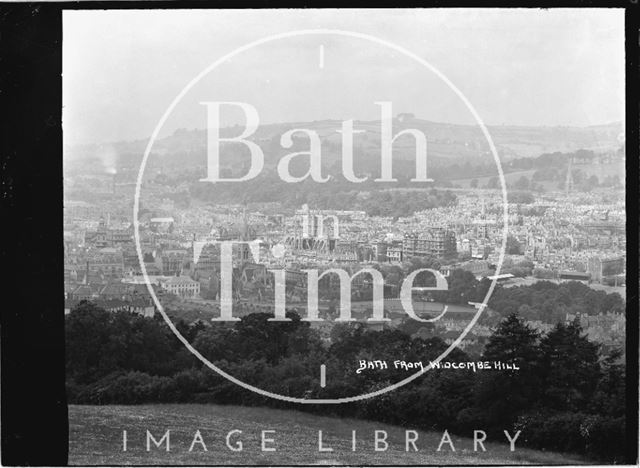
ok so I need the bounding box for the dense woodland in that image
[153,147,624,219]
[66,279,627,462]
[189,171,457,218]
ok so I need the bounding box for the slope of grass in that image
[69,404,587,465]
[450,161,624,190]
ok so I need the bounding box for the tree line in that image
[66,279,627,462]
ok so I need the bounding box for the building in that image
[193,242,220,277]
[84,218,109,248]
[64,298,155,318]
[71,251,125,282]
[160,276,200,298]
[286,205,341,256]
[107,229,132,244]
[386,243,403,263]
[471,243,492,260]
[150,217,175,233]
[83,218,132,248]
[373,241,388,262]
[558,270,591,283]
[402,228,456,260]
[155,250,187,275]
[486,273,515,283]
[587,256,624,283]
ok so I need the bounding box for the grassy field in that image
[69,404,587,465]
[450,161,624,189]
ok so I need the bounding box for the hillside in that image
[68,404,586,465]
[64,119,623,175]
[450,160,624,189]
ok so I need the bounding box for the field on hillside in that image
[69,404,587,465]
[450,161,624,189]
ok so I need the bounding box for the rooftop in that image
[487,273,515,280]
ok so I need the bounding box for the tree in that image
[470,178,479,188]
[486,177,499,189]
[473,277,492,303]
[514,176,530,190]
[473,314,542,429]
[602,292,624,313]
[507,191,534,204]
[590,348,626,418]
[507,266,530,278]
[538,320,600,412]
[404,256,441,287]
[506,235,522,255]
[533,268,555,279]
[433,269,478,304]
[66,302,120,384]
[517,304,536,320]
[225,311,322,365]
[66,302,178,384]
[515,259,534,270]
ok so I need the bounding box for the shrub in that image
[583,415,626,462]
[75,371,169,404]
[514,412,586,453]
[513,412,626,462]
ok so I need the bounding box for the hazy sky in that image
[63,8,625,146]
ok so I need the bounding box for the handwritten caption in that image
[356,360,521,374]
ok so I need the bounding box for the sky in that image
[63,8,625,147]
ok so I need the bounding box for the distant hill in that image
[63,120,624,210]
[64,119,623,177]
